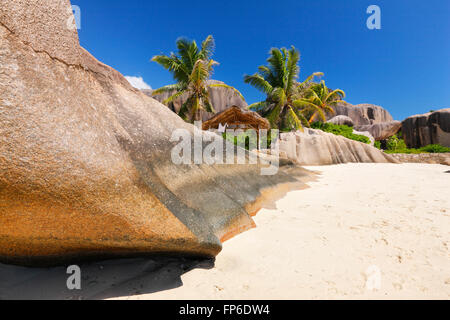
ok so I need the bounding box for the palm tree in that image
[151,35,244,122]
[296,80,346,123]
[244,46,324,131]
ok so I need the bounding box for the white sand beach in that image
[1,163,448,300]
[119,163,450,300]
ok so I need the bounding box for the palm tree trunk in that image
[280,105,289,131]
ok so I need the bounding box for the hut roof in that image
[202,106,270,131]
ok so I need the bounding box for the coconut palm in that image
[151,35,244,122]
[244,46,324,131]
[295,80,346,123]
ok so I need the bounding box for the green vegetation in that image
[222,131,276,150]
[311,122,371,144]
[151,35,243,122]
[384,144,450,154]
[296,81,345,124]
[375,135,450,154]
[420,144,450,153]
[222,132,257,150]
[244,46,344,131]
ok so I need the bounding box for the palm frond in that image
[176,37,197,72]
[287,106,304,131]
[162,89,187,104]
[265,103,282,128]
[257,65,276,83]
[190,59,210,84]
[202,92,215,114]
[243,74,273,95]
[200,35,215,60]
[325,89,346,102]
[267,48,287,88]
[285,46,300,94]
[208,83,245,101]
[270,87,287,106]
[179,96,195,121]
[152,83,184,95]
[301,72,324,85]
[151,54,189,84]
[248,101,269,113]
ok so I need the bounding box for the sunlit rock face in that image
[143,80,248,121]
[327,102,401,140]
[277,129,398,166]
[356,121,402,141]
[329,102,395,126]
[402,109,450,148]
[0,0,312,266]
[327,115,354,127]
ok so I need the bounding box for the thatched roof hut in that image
[202,106,270,131]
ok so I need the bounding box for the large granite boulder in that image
[355,121,402,141]
[353,130,375,146]
[401,109,450,148]
[329,102,394,126]
[0,0,312,266]
[143,80,248,121]
[327,115,354,127]
[327,102,401,140]
[277,129,398,165]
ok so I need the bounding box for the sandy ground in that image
[1,163,449,300]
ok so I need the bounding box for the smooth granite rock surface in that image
[0,0,312,266]
[277,129,398,166]
[143,80,248,121]
[401,109,450,148]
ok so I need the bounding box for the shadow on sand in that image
[0,257,214,300]
[445,170,450,173]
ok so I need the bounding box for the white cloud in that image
[124,76,152,90]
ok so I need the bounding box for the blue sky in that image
[74,0,449,120]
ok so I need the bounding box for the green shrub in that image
[419,144,450,153]
[222,130,276,150]
[311,122,371,144]
[383,137,450,154]
[386,135,407,151]
[374,141,381,149]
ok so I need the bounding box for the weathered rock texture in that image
[327,102,401,140]
[277,129,398,166]
[356,121,402,141]
[143,80,248,121]
[390,153,450,166]
[327,115,354,127]
[401,109,450,148]
[329,102,394,126]
[0,0,312,266]
[353,130,375,146]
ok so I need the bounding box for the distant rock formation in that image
[327,115,354,127]
[353,130,375,146]
[276,129,398,165]
[143,80,248,121]
[328,102,401,140]
[401,109,450,148]
[390,153,450,166]
[329,102,394,126]
[356,121,402,141]
[0,0,312,266]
